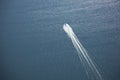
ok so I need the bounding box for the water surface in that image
[1,0,120,80]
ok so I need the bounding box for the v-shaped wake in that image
[63,23,103,80]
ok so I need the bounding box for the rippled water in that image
[1,0,120,80]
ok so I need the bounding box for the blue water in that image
[1,0,120,80]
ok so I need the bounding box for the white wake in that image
[63,23,103,80]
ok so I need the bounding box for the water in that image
[1,0,120,80]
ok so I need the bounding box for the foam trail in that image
[63,23,103,80]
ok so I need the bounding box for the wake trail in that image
[63,23,103,80]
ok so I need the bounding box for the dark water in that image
[1,0,120,80]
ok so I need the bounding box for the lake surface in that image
[1,0,120,80]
